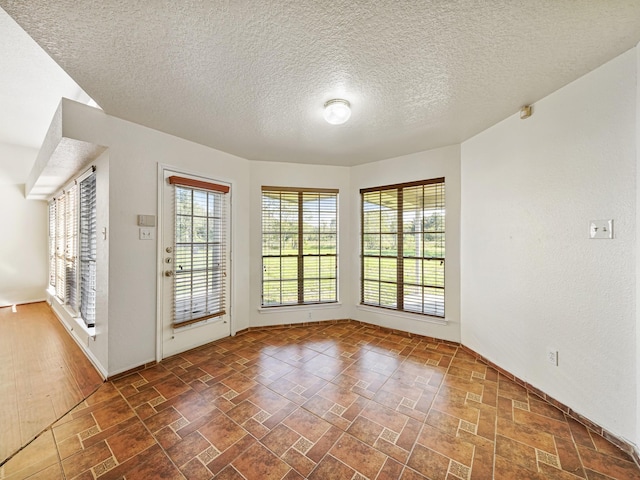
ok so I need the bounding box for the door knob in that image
[164,270,174,277]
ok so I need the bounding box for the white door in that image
[160,169,231,359]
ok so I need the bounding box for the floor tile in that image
[3,320,640,480]
[308,454,355,480]
[417,424,474,467]
[494,454,546,479]
[496,434,539,472]
[232,442,292,479]
[105,419,156,463]
[119,446,184,480]
[60,439,112,479]
[578,445,640,479]
[407,443,450,479]
[329,432,388,479]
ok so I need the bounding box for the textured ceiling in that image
[2,1,640,166]
[0,8,95,150]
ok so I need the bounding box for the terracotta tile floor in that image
[2,322,639,479]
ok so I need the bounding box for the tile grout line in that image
[50,406,70,480]
[0,389,99,472]
[381,340,425,480]
[491,382,497,480]
[416,343,475,480]
[368,336,420,480]
[26,322,640,480]
[253,325,403,479]
[368,338,451,479]
[567,411,590,479]
[113,327,636,479]
[258,327,360,478]
[116,369,189,480]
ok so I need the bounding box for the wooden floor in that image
[0,302,103,464]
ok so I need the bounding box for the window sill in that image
[356,304,448,326]
[173,315,227,331]
[49,292,96,338]
[258,302,342,314]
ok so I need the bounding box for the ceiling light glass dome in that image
[323,99,351,125]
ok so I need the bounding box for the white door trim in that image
[155,163,234,362]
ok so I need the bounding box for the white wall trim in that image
[356,304,448,326]
[258,302,343,314]
[48,295,107,379]
[156,163,236,359]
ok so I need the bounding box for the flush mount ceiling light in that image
[323,99,351,125]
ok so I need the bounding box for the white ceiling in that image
[0,8,95,150]
[2,1,640,166]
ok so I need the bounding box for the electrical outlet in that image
[546,348,558,366]
[307,312,312,320]
[139,227,154,240]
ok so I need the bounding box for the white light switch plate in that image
[138,214,156,227]
[589,220,613,239]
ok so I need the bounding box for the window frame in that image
[168,175,229,328]
[54,193,66,302]
[360,177,445,318]
[48,200,56,288]
[261,186,339,307]
[48,167,97,327]
[64,183,78,311]
[79,173,97,327]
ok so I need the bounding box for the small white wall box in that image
[589,219,613,239]
[138,214,156,227]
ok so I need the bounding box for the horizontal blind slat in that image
[361,178,445,317]
[79,173,97,327]
[172,183,227,327]
[262,188,338,306]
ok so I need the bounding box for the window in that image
[48,169,97,327]
[361,178,445,317]
[79,173,97,327]
[48,201,56,287]
[262,187,338,306]
[65,184,78,310]
[170,176,228,327]
[54,193,66,302]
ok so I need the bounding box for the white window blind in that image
[361,178,445,317]
[65,184,78,312]
[48,201,56,287]
[261,187,338,306]
[48,167,98,327]
[79,173,97,327]
[55,194,66,302]
[170,176,228,327]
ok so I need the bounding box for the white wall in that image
[249,161,352,326]
[350,145,462,342]
[636,42,640,452]
[48,150,110,378]
[59,100,251,375]
[461,49,637,443]
[0,143,47,306]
